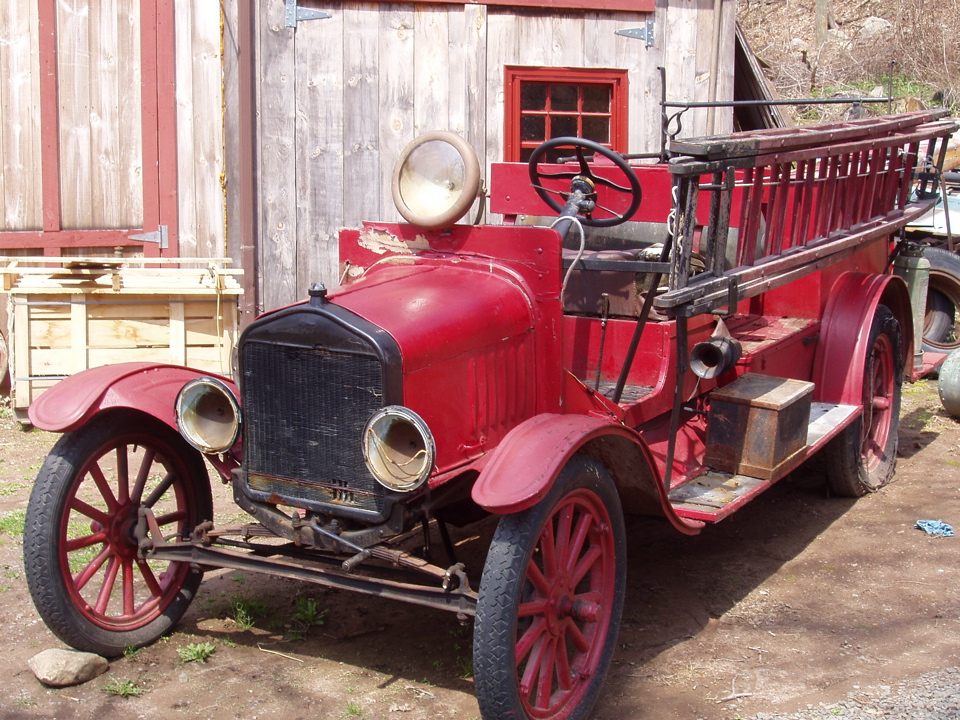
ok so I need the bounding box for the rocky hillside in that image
[738,0,959,124]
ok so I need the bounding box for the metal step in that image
[669,401,858,523]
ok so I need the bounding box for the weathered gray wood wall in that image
[256,0,736,312]
[0,1,42,232]
[0,0,225,254]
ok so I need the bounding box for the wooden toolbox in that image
[2,257,242,421]
[704,373,814,479]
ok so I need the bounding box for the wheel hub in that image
[106,503,140,559]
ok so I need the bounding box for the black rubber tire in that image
[824,305,903,497]
[922,246,960,352]
[474,455,626,720]
[23,410,212,656]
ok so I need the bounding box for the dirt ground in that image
[0,377,958,720]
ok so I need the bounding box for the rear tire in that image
[824,305,902,497]
[922,247,960,352]
[23,411,213,656]
[474,456,626,720]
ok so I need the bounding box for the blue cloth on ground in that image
[915,519,955,537]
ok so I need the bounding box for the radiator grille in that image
[241,341,386,513]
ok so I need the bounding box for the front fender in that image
[813,273,912,404]
[28,362,237,435]
[471,413,703,535]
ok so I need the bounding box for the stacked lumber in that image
[1,257,242,421]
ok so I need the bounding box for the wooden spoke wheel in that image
[24,411,212,656]
[825,305,903,496]
[474,456,626,720]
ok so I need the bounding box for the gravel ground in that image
[742,667,960,720]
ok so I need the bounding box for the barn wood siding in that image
[256,0,735,308]
[0,0,42,232]
[0,0,224,260]
[175,0,226,259]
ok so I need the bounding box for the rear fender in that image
[813,273,911,404]
[471,414,703,535]
[28,362,237,435]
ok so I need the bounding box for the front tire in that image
[474,456,626,720]
[23,411,213,656]
[824,305,903,497]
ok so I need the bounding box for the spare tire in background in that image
[922,246,960,353]
[939,348,960,418]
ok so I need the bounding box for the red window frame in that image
[504,67,629,163]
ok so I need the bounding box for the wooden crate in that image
[2,257,242,420]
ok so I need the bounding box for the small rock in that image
[28,648,108,687]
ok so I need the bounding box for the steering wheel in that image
[527,137,642,227]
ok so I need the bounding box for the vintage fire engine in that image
[23,110,957,720]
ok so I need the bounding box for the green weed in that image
[344,701,364,717]
[227,595,268,630]
[177,641,217,664]
[292,596,327,629]
[102,676,145,698]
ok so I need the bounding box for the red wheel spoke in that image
[566,618,591,653]
[519,627,550,700]
[136,594,164,617]
[555,505,574,571]
[122,560,135,615]
[570,544,603,588]
[66,532,107,552]
[130,447,156,506]
[540,518,558,581]
[154,509,188,528]
[555,632,574,691]
[89,463,118,511]
[136,558,163,597]
[144,471,176,508]
[518,599,548,618]
[525,558,551,597]
[516,616,548,665]
[563,511,593,576]
[535,636,557,709]
[73,546,112,590]
[115,446,130,504]
[94,557,121,614]
[69,497,111,527]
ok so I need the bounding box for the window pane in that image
[582,116,610,144]
[521,83,547,111]
[582,85,610,113]
[520,147,534,163]
[551,115,577,138]
[550,85,578,112]
[521,115,545,142]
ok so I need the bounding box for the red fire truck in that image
[23,110,956,720]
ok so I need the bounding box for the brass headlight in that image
[391,131,481,230]
[362,406,435,492]
[175,377,241,454]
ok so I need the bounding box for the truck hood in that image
[332,261,537,373]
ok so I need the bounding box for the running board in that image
[670,402,859,522]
